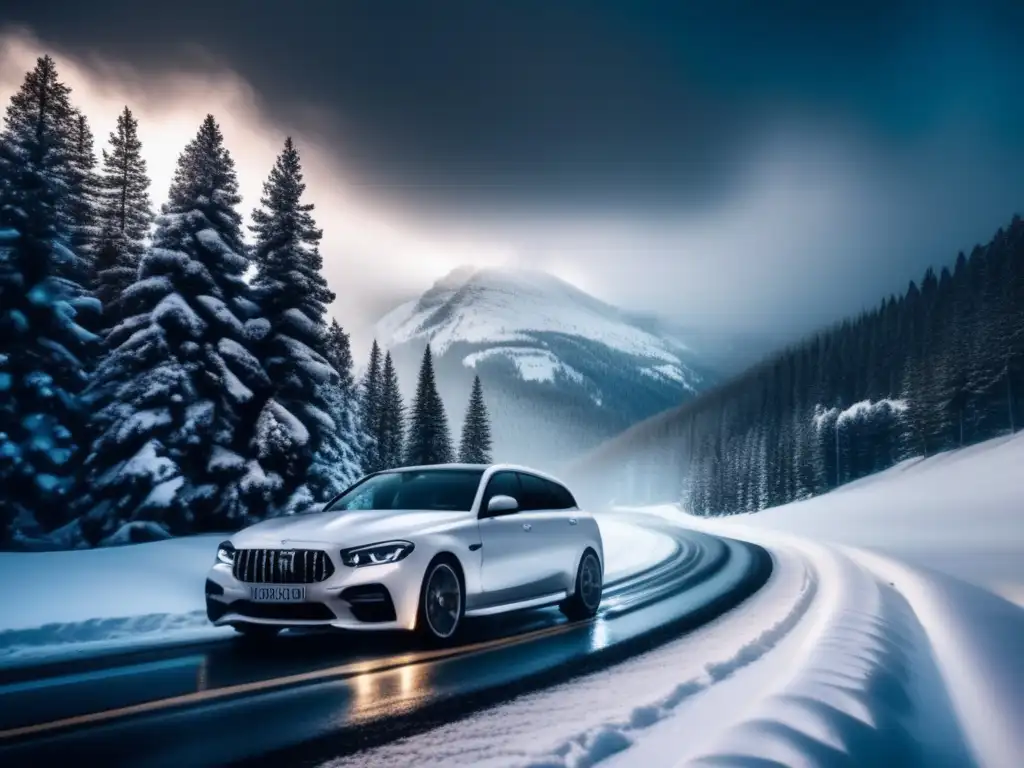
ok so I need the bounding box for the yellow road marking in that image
[0,618,592,742]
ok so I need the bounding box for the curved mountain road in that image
[0,515,771,767]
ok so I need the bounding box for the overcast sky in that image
[2,1,1023,356]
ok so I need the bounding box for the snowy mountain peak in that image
[376,265,696,383]
[373,266,711,467]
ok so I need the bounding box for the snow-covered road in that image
[0,521,770,767]
[323,522,996,768]
[329,433,1024,768]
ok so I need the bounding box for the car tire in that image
[231,623,282,641]
[417,556,465,645]
[560,549,602,621]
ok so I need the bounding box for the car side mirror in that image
[484,494,519,517]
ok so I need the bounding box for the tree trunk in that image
[834,422,840,487]
[1007,356,1016,434]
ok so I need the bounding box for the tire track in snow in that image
[685,546,976,768]
[330,529,979,768]
[322,547,809,768]
[520,558,818,768]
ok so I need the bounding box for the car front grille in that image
[232,549,335,584]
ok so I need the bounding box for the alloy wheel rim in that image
[579,553,602,610]
[425,563,461,638]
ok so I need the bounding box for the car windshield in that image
[324,469,485,512]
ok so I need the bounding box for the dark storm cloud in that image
[8,0,1023,214]
[4,1,1024,346]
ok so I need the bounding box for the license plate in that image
[251,586,306,602]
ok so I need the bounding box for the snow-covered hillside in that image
[339,432,1024,768]
[375,267,711,469]
[706,429,1024,607]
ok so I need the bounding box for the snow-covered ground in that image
[0,534,233,666]
[717,431,1024,609]
[0,517,672,668]
[599,518,677,581]
[333,432,1024,768]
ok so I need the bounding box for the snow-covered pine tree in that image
[359,339,383,472]
[312,318,364,500]
[378,351,405,468]
[249,137,343,514]
[0,56,99,544]
[93,106,152,331]
[405,344,453,466]
[324,318,354,391]
[77,115,269,543]
[458,374,492,464]
[64,110,102,286]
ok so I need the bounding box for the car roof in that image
[386,463,571,487]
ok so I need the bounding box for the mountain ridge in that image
[377,265,702,384]
[373,265,713,472]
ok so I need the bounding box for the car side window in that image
[546,480,577,510]
[517,473,554,511]
[481,471,521,512]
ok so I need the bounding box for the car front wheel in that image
[561,549,602,621]
[417,558,464,644]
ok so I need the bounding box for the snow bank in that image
[0,535,231,665]
[619,432,1024,767]
[590,535,984,768]
[847,548,1024,768]
[0,517,673,667]
[718,430,1024,604]
[323,538,819,768]
[598,517,676,581]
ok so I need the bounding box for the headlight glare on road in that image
[340,540,414,567]
[216,541,235,565]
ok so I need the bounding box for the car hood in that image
[229,509,472,548]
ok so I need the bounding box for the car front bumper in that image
[205,549,430,631]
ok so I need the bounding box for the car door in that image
[515,472,575,597]
[537,476,583,586]
[476,471,539,606]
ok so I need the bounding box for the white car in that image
[205,464,604,643]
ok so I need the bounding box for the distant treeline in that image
[567,214,1024,514]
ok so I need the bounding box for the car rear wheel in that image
[560,549,602,621]
[417,558,464,644]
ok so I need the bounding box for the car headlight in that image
[216,541,235,565]
[340,540,414,567]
